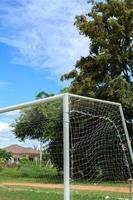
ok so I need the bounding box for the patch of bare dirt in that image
[0,182,130,194]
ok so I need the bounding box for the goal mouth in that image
[0,93,132,200]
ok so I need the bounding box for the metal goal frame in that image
[0,93,132,200]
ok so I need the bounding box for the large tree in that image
[61,0,133,138]
[12,92,63,173]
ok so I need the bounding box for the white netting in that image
[69,96,133,200]
[0,94,132,200]
[0,99,64,200]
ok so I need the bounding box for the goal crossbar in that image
[0,93,121,114]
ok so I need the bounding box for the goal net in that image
[69,94,133,200]
[0,96,64,199]
[0,93,132,200]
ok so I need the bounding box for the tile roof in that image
[4,144,39,155]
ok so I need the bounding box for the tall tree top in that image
[61,0,133,108]
[61,0,133,136]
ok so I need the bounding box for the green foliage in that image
[19,156,33,165]
[42,150,51,165]
[61,0,133,137]
[12,92,63,172]
[0,158,6,170]
[36,91,54,99]
[105,76,133,107]
[0,165,62,184]
[12,106,48,141]
[0,149,12,161]
[60,87,70,94]
[0,149,12,170]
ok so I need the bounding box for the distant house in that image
[4,144,39,162]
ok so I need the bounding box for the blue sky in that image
[0,0,90,148]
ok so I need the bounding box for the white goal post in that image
[0,93,132,200]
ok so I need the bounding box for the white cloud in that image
[0,122,9,131]
[2,110,20,117]
[0,121,39,148]
[0,81,10,87]
[0,122,14,144]
[0,0,90,77]
[0,110,20,125]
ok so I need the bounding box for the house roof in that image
[4,144,39,155]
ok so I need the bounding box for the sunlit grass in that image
[0,187,130,200]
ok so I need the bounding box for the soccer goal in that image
[0,93,132,200]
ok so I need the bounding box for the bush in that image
[0,149,12,160]
[0,158,6,170]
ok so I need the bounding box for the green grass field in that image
[0,165,63,184]
[0,165,131,200]
[0,165,129,187]
[0,187,130,200]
